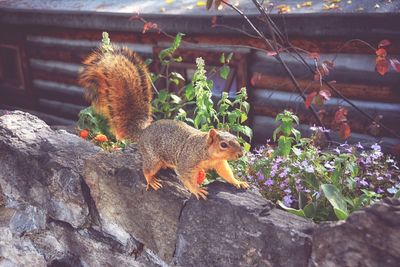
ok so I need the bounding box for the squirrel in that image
[78,46,249,199]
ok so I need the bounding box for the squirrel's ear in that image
[207,128,218,146]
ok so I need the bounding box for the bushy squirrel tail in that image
[78,46,153,141]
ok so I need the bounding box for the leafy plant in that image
[77,107,128,151]
[242,110,400,222]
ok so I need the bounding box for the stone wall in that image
[0,111,399,267]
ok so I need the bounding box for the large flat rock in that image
[0,111,100,228]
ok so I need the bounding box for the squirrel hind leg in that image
[143,161,163,191]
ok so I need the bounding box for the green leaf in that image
[278,201,306,218]
[240,112,248,123]
[291,128,301,141]
[144,58,153,66]
[219,53,225,64]
[220,65,230,80]
[171,72,185,81]
[157,90,168,102]
[241,102,250,114]
[321,184,348,220]
[395,190,400,198]
[243,142,251,152]
[159,32,185,61]
[170,94,182,104]
[334,208,348,220]
[226,52,234,63]
[272,126,281,142]
[303,203,316,218]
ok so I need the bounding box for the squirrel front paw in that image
[191,187,209,200]
[234,180,249,189]
[146,178,163,191]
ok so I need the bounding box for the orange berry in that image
[80,129,89,139]
[94,134,108,142]
[197,170,206,185]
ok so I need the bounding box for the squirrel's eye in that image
[220,142,228,149]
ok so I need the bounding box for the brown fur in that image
[79,46,248,199]
[78,47,152,141]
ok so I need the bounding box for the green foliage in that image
[159,32,184,65]
[101,32,113,53]
[240,110,400,222]
[77,107,128,151]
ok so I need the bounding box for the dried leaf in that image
[378,39,391,48]
[376,57,389,76]
[305,91,317,109]
[142,22,158,34]
[375,48,387,57]
[319,89,331,101]
[250,73,262,87]
[339,122,351,140]
[197,1,206,7]
[334,107,348,124]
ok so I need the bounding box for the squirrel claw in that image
[235,181,249,189]
[193,188,209,200]
[147,179,163,191]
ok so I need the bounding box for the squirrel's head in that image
[206,129,244,160]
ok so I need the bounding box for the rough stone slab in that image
[0,227,46,267]
[30,221,159,267]
[173,181,314,267]
[0,111,100,228]
[84,145,190,263]
[311,198,400,267]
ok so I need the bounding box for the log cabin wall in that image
[0,1,399,153]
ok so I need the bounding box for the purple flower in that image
[334,147,341,154]
[257,172,265,181]
[376,176,384,181]
[356,142,364,149]
[283,195,293,206]
[305,165,314,173]
[264,178,274,186]
[359,179,369,187]
[371,143,381,151]
[280,179,288,189]
[279,167,290,178]
[377,188,385,194]
[284,188,292,194]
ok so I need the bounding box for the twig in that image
[221,0,331,141]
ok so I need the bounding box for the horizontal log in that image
[251,89,400,138]
[38,98,85,120]
[251,51,400,86]
[252,115,400,155]
[27,35,153,63]
[15,26,400,55]
[30,59,81,78]
[0,105,75,125]
[31,69,79,86]
[250,73,400,103]
[33,80,87,106]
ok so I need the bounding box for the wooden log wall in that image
[0,23,399,153]
[249,50,400,152]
